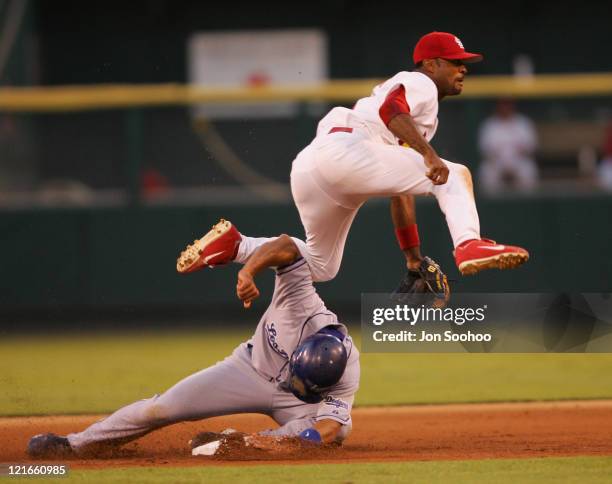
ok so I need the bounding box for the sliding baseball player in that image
[28,223,359,458]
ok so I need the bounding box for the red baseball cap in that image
[413,32,483,65]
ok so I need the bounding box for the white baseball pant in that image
[290,128,481,282]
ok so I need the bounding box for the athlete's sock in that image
[234,235,310,266]
[234,235,275,264]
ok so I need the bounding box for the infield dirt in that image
[2,400,612,469]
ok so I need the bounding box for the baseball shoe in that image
[176,219,241,274]
[27,433,73,458]
[454,238,529,275]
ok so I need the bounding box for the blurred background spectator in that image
[477,98,538,194]
[597,120,612,191]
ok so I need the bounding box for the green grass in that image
[358,352,612,405]
[1,329,612,415]
[18,457,612,484]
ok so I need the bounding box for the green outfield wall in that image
[1,195,611,317]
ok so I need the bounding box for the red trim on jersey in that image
[379,85,410,127]
[328,127,353,134]
[395,224,420,250]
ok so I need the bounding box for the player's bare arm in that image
[248,419,341,450]
[386,54,471,186]
[313,419,343,443]
[390,195,422,270]
[237,234,300,307]
[388,114,449,185]
[389,195,450,305]
[242,418,342,451]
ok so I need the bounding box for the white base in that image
[192,440,221,456]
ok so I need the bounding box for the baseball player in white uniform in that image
[288,31,529,282]
[28,223,359,458]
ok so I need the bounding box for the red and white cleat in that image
[176,219,241,274]
[454,238,529,276]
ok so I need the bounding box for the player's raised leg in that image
[428,159,528,275]
[176,219,308,273]
[290,145,362,282]
[359,141,529,275]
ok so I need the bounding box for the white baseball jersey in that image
[478,114,537,168]
[291,70,480,283]
[317,71,439,145]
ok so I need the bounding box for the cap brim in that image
[443,52,483,63]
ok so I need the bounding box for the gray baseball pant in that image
[67,344,341,452]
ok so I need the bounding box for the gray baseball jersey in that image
[67,236,359,452]
[249,256,359,426]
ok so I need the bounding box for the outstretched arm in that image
[192,418,345,456]
[246,419,343,450]
[236,234,300,308]
[388,114,448,185]
[313,419,342,443]
[387,114,448,185]
[390,195,422,271]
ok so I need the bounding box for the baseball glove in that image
[392,256,450,308]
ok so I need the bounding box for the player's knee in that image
[455,163,473,187]
[142,398,174,426]
[447,162,473,191]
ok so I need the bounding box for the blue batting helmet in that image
[287,333,348,404]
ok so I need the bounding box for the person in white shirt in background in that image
[478,98,539,193]
[597,120,612,190]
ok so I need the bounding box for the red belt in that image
[328,127,353,134]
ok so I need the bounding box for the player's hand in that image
[424,153,449,185]
[237,269,260,308]
[392,255,450,308]
[244,434,301,453]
